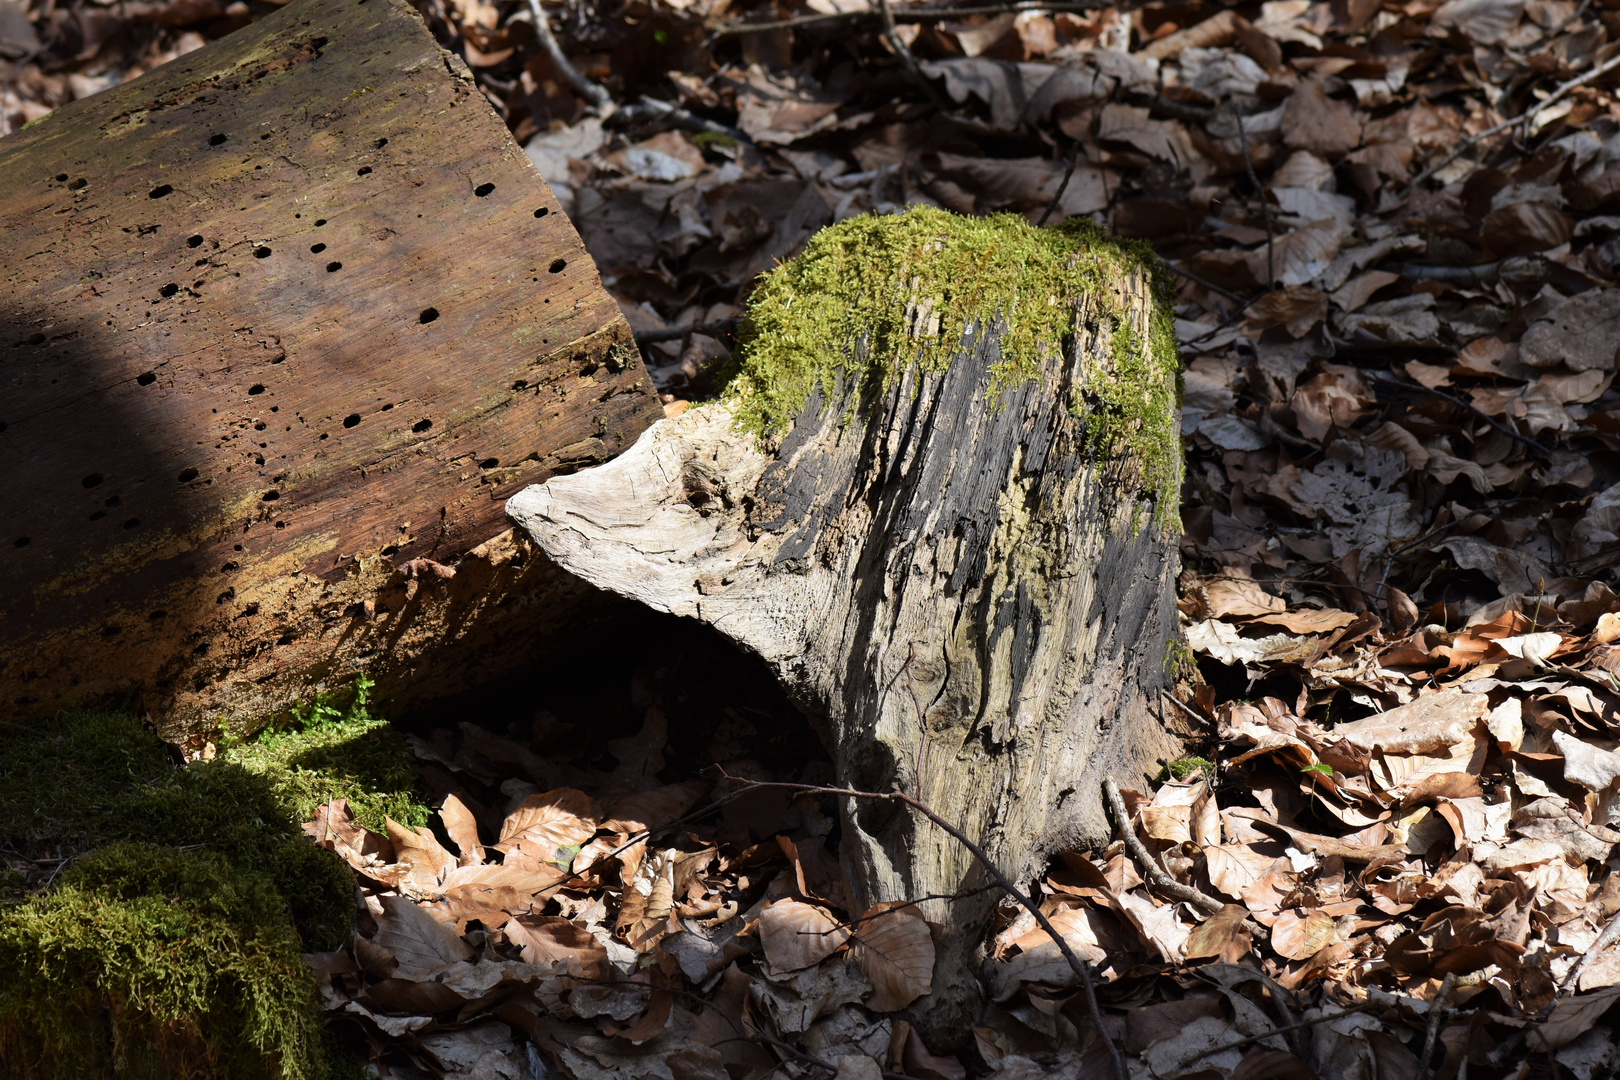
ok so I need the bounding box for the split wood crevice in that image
[509,257,1191,1039]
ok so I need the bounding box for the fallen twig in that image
[1405,50,1620,194]
[1172,1003,1374,1069]
[523,0,611,111]
[1160,689,1214,729]
[1548,905,1620,1013]
[1102,778,1271,948]
[877,0,949,109]
[1036,147,1080,227]
[1415,971,1458,1080]
[1362,369,1551,461]
[623,95,753,144]
[633,318,741,345]
[713,1,1107,35]
[1232,104,1273,290]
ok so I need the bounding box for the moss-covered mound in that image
[729,205,1181,510]
[0,680,426,1079]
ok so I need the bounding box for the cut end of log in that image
[0,0,662,730]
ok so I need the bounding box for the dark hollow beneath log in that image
[508,210,1192,1043]
[0,0,661,732]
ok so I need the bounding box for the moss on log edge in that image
[0,690,424,1078]
[728,206,1183,520]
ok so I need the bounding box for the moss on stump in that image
[0,681,426,1079]
[728,205,1182,515]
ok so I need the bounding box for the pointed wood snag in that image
[508,207,1192,1042]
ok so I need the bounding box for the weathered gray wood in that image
[508,265,1185,1040]
[0,0,661,731]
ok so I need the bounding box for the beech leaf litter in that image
[16,0,1620,1072]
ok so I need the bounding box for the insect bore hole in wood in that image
[310,243,325,253]
[149,184,172,199]
[343,414,361,428]
[474,183,494,196]
[136,372,156,386]
[548,259,565,273]
[326,262,342,272]
[534,207,548,218]
[254,247,272,258]
[357,167,371,176]
[249,385,265,395]
[160,284,178,297]
[209,134,227,146]
[178,469,198,483]
[419,307,438,324]
[82,474,102,488]
[412,419,432,432]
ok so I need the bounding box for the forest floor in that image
[9,0,1620,1075]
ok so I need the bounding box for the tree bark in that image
[507,265,1189,1040]
[0,0,661,733]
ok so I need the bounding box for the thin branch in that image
[633,318,740,345]
[1406,50,1620,194]
[1168,263,1249,308]
[1102,778,1271,948]
[715,771,1126,1080]
[1172,1003,1374,1069]
[1160,689,1214,729]
[625,95,752,144]
[523,0,612,111]
[713,1,1106,35]
[1037,147,1079,227]
[877,0,949,109]
[1548,905,1620,1013]
[1362,369,1551,461]
[1415,972,1458,1080]
[1232,104,1273,290]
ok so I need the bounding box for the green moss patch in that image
[226,676,429,834]
[0,680,426,1078]
[728,205,1182,515]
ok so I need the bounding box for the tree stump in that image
[0,0,661,731]
[508,208,1190,1038]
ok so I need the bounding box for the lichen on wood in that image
[728,205,1183,515]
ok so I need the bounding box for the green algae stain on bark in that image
[726,205,1183,522]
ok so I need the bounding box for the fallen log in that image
[509,208,1191,1040]
[0,0,661,731]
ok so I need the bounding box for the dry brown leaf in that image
[1245,285,1327,337]
[853,903,934,1012]
[1183,904,1253,963]
[1269,910,1344,961]
[372,894,472,979]
[616,848,679,953]
[498,788,598,866]
[600,780,708,834]
[1140,8,1241,58]
[437,793,484,867]
[1332,692,1488,754]
[385,818,457,896]
[1520,289,1620,373]
[1281,80,1360,157]
[759,898,852,973]
[503,915,607,978]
